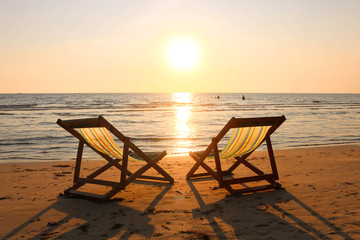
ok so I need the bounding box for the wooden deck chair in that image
[186,115,286,195]
[57,115,174,201]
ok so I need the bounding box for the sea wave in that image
[0,93,359,162]
[0,104,37,109]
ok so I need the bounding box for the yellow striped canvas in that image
[77,127,139,161]
[219,126,270,159]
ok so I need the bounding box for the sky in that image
[0,0,359,93]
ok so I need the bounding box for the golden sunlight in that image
[174,106,192,153]
[166,37,200,71]
[172,93,194,153]
[172,92,192,103]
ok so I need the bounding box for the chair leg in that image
[188,151,234,194]
[74,141,84,183]
[187,151,213,179]
[226,152,252,174]
[86,158,132,180]
[187,142,216,178]
[187,145,281,196]
[233,156,265,176]
[188,152,216,179]
[124,152,173,186]
[213,143,225,188]
[266,137,279,180]
[120,141,129,190]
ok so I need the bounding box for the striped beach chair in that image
[187,116,286,195]
[57,115,174,201]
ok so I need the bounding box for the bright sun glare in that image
[172,93,193,153]
[166,37,199,71]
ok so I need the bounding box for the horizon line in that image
[0,92,359,95]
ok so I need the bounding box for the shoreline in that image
[1,143,359,164]
[1,144,359,239]
[2,93,359,163]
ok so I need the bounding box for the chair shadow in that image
[3,184,172,240]
[187,179,354,240]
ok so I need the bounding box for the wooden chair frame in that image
[57,115,174,201]
[186,115,286,195]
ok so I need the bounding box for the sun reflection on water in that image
[172,92,192,103]
[172,93,194,154]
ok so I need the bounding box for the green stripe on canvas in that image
[78,127,140,162]
[219,126,270,159]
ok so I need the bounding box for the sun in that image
[166,37,200,71]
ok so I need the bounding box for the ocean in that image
[0,93,359,162]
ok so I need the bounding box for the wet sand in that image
[0,144,359,239]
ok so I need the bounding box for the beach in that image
[1,1,360,239]
[0,144,359,239]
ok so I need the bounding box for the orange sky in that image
[0,1,359,93]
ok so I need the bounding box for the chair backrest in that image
[57,115,140,161]
[214,115,286,159]
[219,126,270,159]
[77,127,138,161]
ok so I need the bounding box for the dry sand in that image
[0,144,359,239]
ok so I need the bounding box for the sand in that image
[0,144,359,240]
